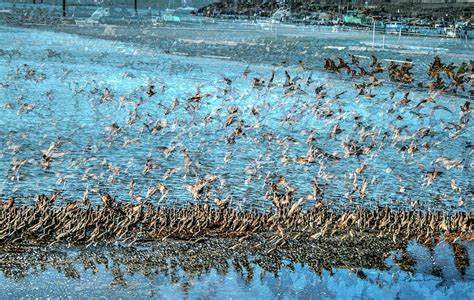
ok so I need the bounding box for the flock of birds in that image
[0,30,473,246]
[0,193,472,246]
[325,55,473,93]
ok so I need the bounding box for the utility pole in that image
[135,0,138,14]
[63,0,66,17]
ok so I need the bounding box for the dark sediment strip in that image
[0,195,472,247]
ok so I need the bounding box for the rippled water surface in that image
[0,25,472,210]
[0,240,473,299]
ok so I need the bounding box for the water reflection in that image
[0,238,472,298]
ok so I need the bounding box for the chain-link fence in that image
[0,0,218,20]
[1,0,216,7]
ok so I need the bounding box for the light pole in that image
[372,18,375,49]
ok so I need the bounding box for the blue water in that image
[0,25,472,210]
[0,20,473,299]
[0,241,472,299]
